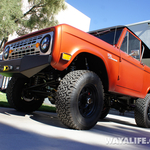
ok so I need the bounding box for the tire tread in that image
[134,94,150,128]
[56,70,103,129]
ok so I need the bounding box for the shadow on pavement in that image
[31,111,67,129]
[101,116,137,127]
[0,107,66,129]
[1,107,150,150]
[0,107,26,117]
[0,107,143,130]
[0,121,109,150]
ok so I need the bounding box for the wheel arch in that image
[69,52,109,92]
[146,87,150,97]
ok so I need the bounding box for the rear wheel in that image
[134,94,150,128]
[56,70,104,130]
[6,77,44,112]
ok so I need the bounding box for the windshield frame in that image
[89,26,125,46]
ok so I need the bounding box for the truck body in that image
[0,24,150,129]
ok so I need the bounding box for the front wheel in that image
[100,106,110,119]
[6,77,44,112]
[56,70,104,130]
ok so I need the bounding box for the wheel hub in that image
[87,98,93,104]
[22,90,35,102]
[78,84,97,118]
[23,96,34,102]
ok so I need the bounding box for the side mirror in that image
[129,50,139,57]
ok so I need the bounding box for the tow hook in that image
[3,65,13,71]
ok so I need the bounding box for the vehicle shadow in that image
[30,111,137,130]
[31,111,150,140]
[0,107,27,117]
[101,116,137,127]
[1,107,149,134]
[0,107,67,129]
[30,111,67,129]
[1,107,150,150]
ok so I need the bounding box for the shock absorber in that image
[85,58,89,70]
[35,76,41,85]
[70,62,76,71]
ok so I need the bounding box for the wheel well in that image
[69,52,109,92]
[148,90,150,94]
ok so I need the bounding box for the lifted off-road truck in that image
[0,24,150,130]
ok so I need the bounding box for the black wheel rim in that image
[147,103,150,121]
[21,82,35,102]
[78,84,98,118]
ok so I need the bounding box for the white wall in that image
[127,20,150,48]
[56,3,91,32]
[8,1,91,41]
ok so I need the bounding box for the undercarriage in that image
[20,65,137,115]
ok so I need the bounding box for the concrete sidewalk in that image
[0,107,150,150]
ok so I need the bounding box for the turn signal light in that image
[36,43,40,48]
[62,53,72,61]
[9,50,14,53]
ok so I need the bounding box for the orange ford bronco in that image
[0,24,150,130]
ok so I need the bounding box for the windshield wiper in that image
[92,29,110,36]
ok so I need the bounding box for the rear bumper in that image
[0,55,52,78]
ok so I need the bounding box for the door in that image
[117,31,144,92]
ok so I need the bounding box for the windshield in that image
[90,28,123,45]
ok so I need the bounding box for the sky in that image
[66,0,150,31]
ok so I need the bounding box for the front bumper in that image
[0,55,52,78]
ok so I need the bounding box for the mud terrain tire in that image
[6,77,44,112]
[100,106,110,119]
[56,70,104,130]
[134,94,150,128]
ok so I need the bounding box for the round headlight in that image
[40,35,51,53]
[3,46,10,59]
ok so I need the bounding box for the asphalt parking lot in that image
[0,107,150,150]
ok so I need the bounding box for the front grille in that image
[8,35,43,60]
[4,31,54,61]
[9,48,40,59]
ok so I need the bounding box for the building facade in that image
[127,20,150,49]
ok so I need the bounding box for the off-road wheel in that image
[134,94,150,128]
[100,106,110,119]
[6,77,44,112]
[56,70,104,130]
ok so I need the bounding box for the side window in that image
[128,33,140,59]
[141,44,150,67]
[120,31,140,60]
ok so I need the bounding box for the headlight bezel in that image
[3,46,10,60]
[40,34,51,53]
[2,32,53,60]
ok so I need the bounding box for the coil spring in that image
[70,62,76,71]
[70,66,76,71]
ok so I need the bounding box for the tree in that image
[0,0,23,51]
[0,0,66,52]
